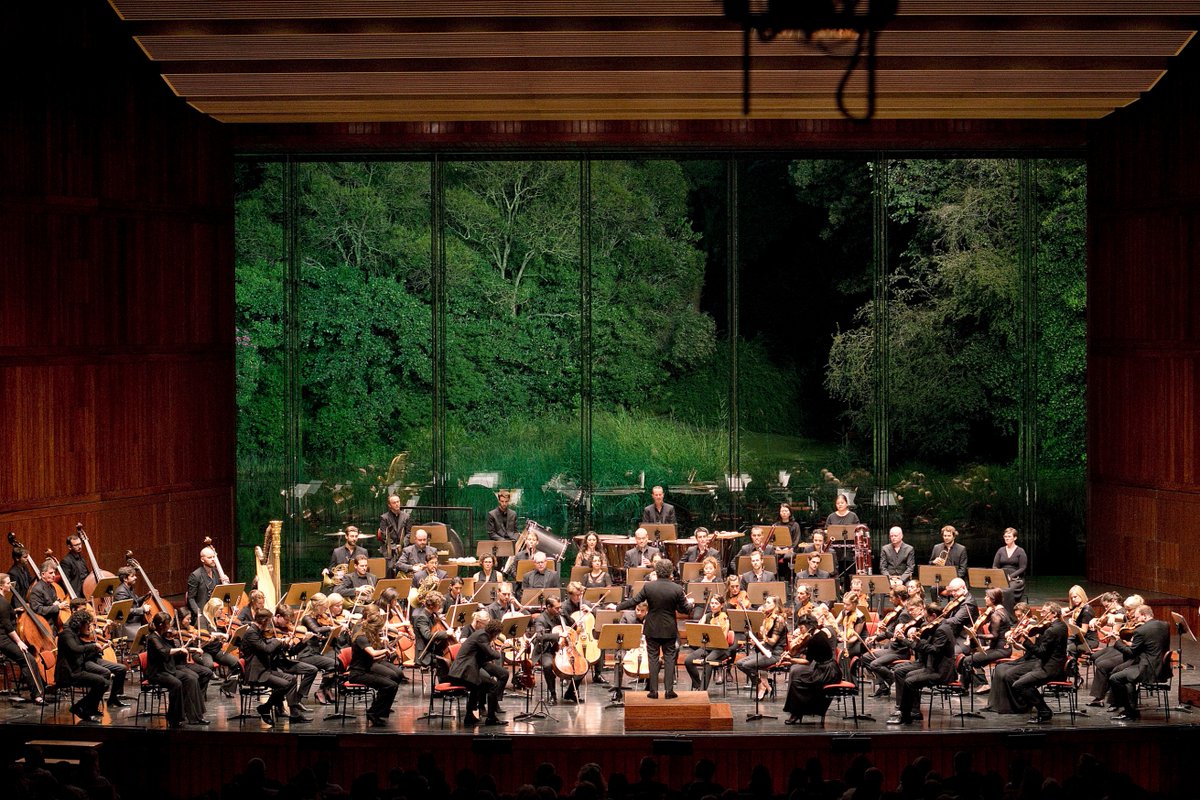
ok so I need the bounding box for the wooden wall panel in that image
[0,0,234,591]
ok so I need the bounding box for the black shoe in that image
[871,686,890,698]
[107,699,130,709]
[188,717,212,726]
[646,691,659,699]
[912,712,924,721]
[1028,712,1053,724]
[547,696,557,706]
[665,691,678,699]
[593,675,609,685]
[367,713,387,727]
[463,713,480,725]
[1106,705,1121,713]
[293,702,312,713]
[288,713,313,723]
[256,704,275,725]
[562,694,578,704]
[785,716,803,725]
[483,716,508,726]
[886,714,912,725]
[1113,712,1140,721]
[396,673,410,684]
[1085,700,1104,708]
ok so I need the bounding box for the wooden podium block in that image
[623,690,733,731]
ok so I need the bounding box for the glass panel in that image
[234,161,288,580]
[441,160,581,553]
[738,158,877,560]
[588,158,725,538]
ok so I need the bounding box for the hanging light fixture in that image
[722,0,899,121]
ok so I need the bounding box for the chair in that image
[326,647,376,726]
[428,642,469,727]
[824,680,860,728]
[234,657,272,725]
[923,654,968,727]
[1133,651,1174,720]
[1041,656,1081,722]
[133,651,169,721]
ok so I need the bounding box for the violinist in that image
[862,590,914,699]
[0,572,43,704]
[375,588,413,682]
[782,613,840,724]
[582,555,613,589]
[349,610,401,727]
[447,609,507,726]
[1064,584,1098,658]
[60,533,90,599]
[237,589,266,625]
[533,595,578,704]
[302,593,338,705]
[323,593,357,653]
[888,602,958,726]
[940,577,978,637]
[684,593,729,691]
[186,546,223,623]
[1088,593,1143,708]
[55,610,114,723]
[574,531,608,571]
[736,594,786,701]
[28,560,68,628]
[789,584,819,628]
[271,604,322,712]
[145,611,208,728]
[989,601,1066,722]
[834,590,868,658]
[199,596,241,695]
[1108,604,1171,721]
[240,608,313,725]
[723,575,750,612]
[411,590,448,670]
[168,610,215,712]
[336,555,379,595]
[113,566,151,640]
[960,588,1012,693]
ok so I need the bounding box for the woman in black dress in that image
[782,614,842,723]
[992,527,1028,608]
[960,588,1012,692]
[145,611,206,728]
[348,611,401,727]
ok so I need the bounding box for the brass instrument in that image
[932,552,947,567]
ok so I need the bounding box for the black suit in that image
[616,579,692,695]
[486,507,519,541]
[55,627,108,716]
[240,624,310,712]
[623,546,660,569]
[519,567,560,601]
[1109,619,1171,716]
[328,545,367,570]
[378,509,413,555]
[680,546,719,565]
[397,544,438,576]
[895,621,957,720]
[113,582,146,639]
[186,566,218,622]
[929,542,968,579]
[145,630,203,725]
[60,553,90,598]
[28,580,63,628]
[641,503,676,525]
[448,626,504,717]
[336,571,379,596]
[1004,620,1067,716]
[0,595,40,700]
[879,543,916,583]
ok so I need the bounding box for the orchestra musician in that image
[199,596,241,694]
[520,552,560,601]
[55,610,116,723]
[733,527,778,576]
[623,528,660,570]
[960,588,1012,692]
[441,577,467,617]
[826,494,860,527]
[735,594,786,701]
[186,546,224,623]
[641,485,676,525]
[236,589,267,625]
[834,590,868,659]
[145,611,207,728]
[112,566,151,641]
[862,590,914,698]
[533,595,578,704]
[473,554,504,588]
[272,604,324,712]
[739,551,775,589]
[888,602,958,726]
[1107,604,1171,721]
[448,610,507,725]
[723,575,750,612]
[240,608,313,726]
[929,525,968,580]
[60,533,90,599]
[411,553,448,587]
[782,613,841,724]
[616,559,693,699]
[1064,584,1099,658]
[991,601,1067,723]
[327,526,367,582]
[336,555,379,595]
[798,529,828,555]
[0,572,42,704]
[8,547,33,598]
[1088,593,1144,708]
[582,555,613,590]
[486,583,520,621]
[378,494,414,563]
[512,528,542,569]
[684,593,730,691]
[992,527,1028,608]
[798,552,831,581]
[878,527,915,587]
[574,532,608,571]
[697,557,722,585]
[775,504,802,547]
[395,528,437,578]
[486,490,519,542]
[412,590,448,669]
[28,560,68,628]
[349,609,400,727]
[680,528,720,567]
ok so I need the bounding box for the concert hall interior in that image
[3,2,1200,798]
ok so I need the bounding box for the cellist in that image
[0,572,43,704]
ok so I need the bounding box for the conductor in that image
[614,559,693,699]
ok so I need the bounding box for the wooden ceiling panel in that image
[106,0,1200,123]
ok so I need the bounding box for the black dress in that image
[992,545,1028,607]
[782,629,842,718]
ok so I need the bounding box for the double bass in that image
[76,523,117,607]
[10,585,55,696]
[8,533,70,628]
[125,550,176,621]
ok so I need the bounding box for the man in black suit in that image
[411,553,448,586]
[533,596,577,704]
[328,526,368,572]
[520,552,560,601]
[59,533,90,599]
[1009,601,1069,723]
[240,608,313,725]
[28,561,69,629]
[378,494,413,563]
[486,490,519,541]
[929,525,968,580]
[448,610,506,725]
[797,552,831,581]
[623,528,661,570]
[680,528,719,566]
[1108,605,1172,721]
[641,486,676,525]
[740,551,776,589]
[733,526,780,576]
[879,528,916,611]
[336,555,379,595]
[112,566,151,641]
[889,603,957,725]
[396,528,438,577]
[615,559,693,699]
[186,546,222,623]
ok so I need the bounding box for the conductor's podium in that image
[623,690,733,731]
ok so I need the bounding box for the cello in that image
[125,550,176,621]
[10,585,55,697]
[76,523,117,607]
[8,533,70,628]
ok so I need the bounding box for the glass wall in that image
[234,155,1087,580]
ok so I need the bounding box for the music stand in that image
[765,526,793,549]
[91,577,119,614]
[726,609,772,721]
[584,587,622,606]
[680,562,705,582]
[686,582,723,606]
[283,581,322,608]
[685,623,729,690]
[592,610,622,628]
[447,602,479,631]
[1170,612,1197,711]
[967,568,1009,593]
[569,566,589,584]
[746,581,788,607]
[597,623,643,708]
[918,566,958,599]
[643,523,677,541]
[628,580,649,598]
[854,574,895,598]
[825,525,856,543]
[127,624,150,655]
[106,599,134,630]
[626,567,653,584]
[520,588,561,608]
[476,540,516,560]
[805,579,841,604]
[514,560,539,582]
[793,552,835,574]
[371,577,410,602]
[213,582,246,608]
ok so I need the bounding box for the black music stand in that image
[1169,612,1197,711]
[519,588,561,610]
[918,566,958,600]
[727,609,773,721]
[495,614,537,722]
[685,623,729,691]
[90,577,119,616]
[597,623,643,708]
